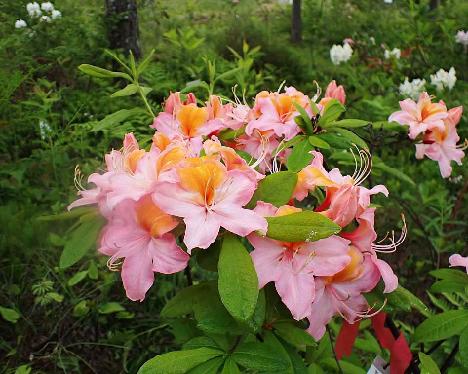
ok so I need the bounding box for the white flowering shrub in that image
[430,67,457,91]
[15,2,62,30]
[330,42,353,65]
[399,77,426,99]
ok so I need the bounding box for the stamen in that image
[372,214,407,253]
[74,165,86,191]
[107,255,123,272]
[277,80,286,94]
[311,80,322,103]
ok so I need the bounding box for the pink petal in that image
[121,250,154,301]
[183,211,220,251]
[302,236,351,276]
[449,254,468,273]
[214,203,268,237]
[152,182,205,218]
[307,283,334,340]
[374,258,398,293]
[150,234,190,274]
[220,170,258,206]
[249,235,284,288]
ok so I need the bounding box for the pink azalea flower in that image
[246,88,310,140]
[307,248,381,340]
[295,151,388,227]
[236,130,280,173]
[224,102,253,130]
[415,106,464,178]
[99,195,189,301]
[248,202,351,320]
[389,92,448,139]
[341,208,399,293]
[151,101,222,154]
[449,254,468,273]
[68,133,146,215]
[153,156,267,252]
[163,91,196,114]
[319,80,346,106]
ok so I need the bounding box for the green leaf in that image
[183,336,220,351]
[233,341,289,372]
[161,285,202,318]
[413,310,468,343]
[59,214,104,269]
[265,211,341,242]
[327,128,368,149]
[308,135,330,149]
[67,270,88,286]
[88,261,98,280]
[111,83,139,97]
[372,121,408,132]
[372,156,415,186]
[98,302,126,314]
[92,108,145,132]
[293,102,314,135]
[248,171,298,208]
[137,49,155,75]
[218,235,259,321]
[221,357,241,374]
[307,363,325,374]
[431,280,467,293]
[329,119,370,128]
[459,327,468,368]
[246,289,266,332]
[287,137,314,172]
[188,356,225,374]
[0,306,20,323]
[37,207,97,222]
[387,286,431,317]
[273,322,316,351]
[14,365,31,374]
[418,353,441,374]
[78,64,131,80]
[73,300,90,317]
[318,99,345,127]
[196,242,221,272]
[430,269,468,284]
[138,348,223,374]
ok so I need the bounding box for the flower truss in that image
[70,81,406,340]
[389,92,466,178]
[16,2,61,29]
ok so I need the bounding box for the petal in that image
[150,234,190,274]
[449,254,468,273]
[220,170,258,206]
[374,258,398,293]
[248,234,284,288]
[214,203,268,237]
[275,264,316,320]
[121,250,154,302]
[307,284,335,340]
[152,182,205,218]
[303,236,351,276]
[183,211,220,251]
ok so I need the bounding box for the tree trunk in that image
[291,0,302,43]
[105,0,141,59]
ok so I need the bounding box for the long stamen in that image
[372,214,407,252]
[277,80,286,94]
[74,165,86,191]
[311,80,322,103]
[107,255,123,272]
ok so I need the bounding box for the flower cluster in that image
[389,92,465,177]
[455,30,468,46]
[16,2,61,29]
[430,67,457,92]
[384,47,401,60]
[330,42,353,65]
[399,77,426,100]
[70,81,400,340]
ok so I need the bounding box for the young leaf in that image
[218,235,259,321]
[287,137,314,172]
[413,310,468,343]
[0,306,20,324]
[318,99,345,127]
[265,211,341,242]
[248,171,298,208]
[111,83,139,98]
[327,128,368,149]
[78,64,131,80]
[59,214,104,269]
[138,348,223,374]
[329,119,370,128]
[137,49,155,75]
[308,135,330,149]
[418,353,441,374]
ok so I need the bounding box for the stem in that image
[440,342,458,374]
[327,326,343,374]
[136,82,155,118]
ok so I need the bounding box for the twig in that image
[327,326,343,374]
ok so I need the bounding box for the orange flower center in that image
[324,246,363,284]
[135,195,178,237]
[176,104,208,137]
[124,149,146,173]
[177,157,226,206]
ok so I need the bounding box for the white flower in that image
[39,120,52,139]
[330,43,353,65]
[15,19,27,29]
[384,48,401,59]
[41,2,54,12]
[384,0,393,3]
[26,2,42,18]
[51,10,61,19]
[430,67,456,91]
[399,77,426,100]
[369,36,376,45]
[40,15,51,22]
[455,30,468,46]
